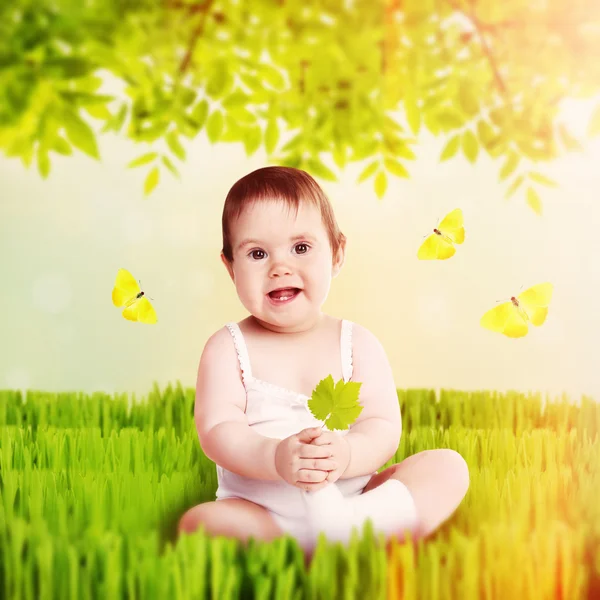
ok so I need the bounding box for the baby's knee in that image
[446,449,470,494]
[177,499,283,543]
[178,504,209,536]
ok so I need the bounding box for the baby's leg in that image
[178,498,284,546]
[306,480,419,546]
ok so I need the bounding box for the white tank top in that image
[224,319,355,439]
[215,319,372,516]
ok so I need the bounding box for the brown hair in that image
[221,166,346,264]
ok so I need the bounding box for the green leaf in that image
[505,174,525,199]
[352,138,378,161]
[587,104,600,137]
[374,170,388,199]
[384,114,404,134]
[558,124,583,151]
[62,110,100,159]
[358,160,379,182]
[109,104,128,133]
[239,72,262,93]
[44,57,93,79]
[206,111,224,143]
[128,152,158,168]
[277,153,302,169]
[176,86,196,108]
[528,171,558,188]
[458,81,479,117]
[265,116,279,154]
[37,147,50,179]
[206,60,232,98]
[384,137,416,160]
[175,114,200,139]
[332,143,346,169]
[72,75,103,94]
[229,106,256,124]
[440,135,460,161]
[222,90,250,109]
[221,115,243,141]
[462,130,479,163]
[85,104,112,121]
[162,155,180,179]
[489,107,509,128]
[306,157,337,182]
[307,375,363,431]
[243,127,262,156]
[51,136,72,156]
[281,132,303,153]
[166,131,186,160]
[435,111,464,131]
[404,90,420,135]
[526,187,542,216]
[259,63,287,91]
[133,121,169,143]
[59,91,115,106]
[477,119,496,147]
[144,167,160,196]
[499,152,520,181]
[191,100,209,129]
[383,158,409,178]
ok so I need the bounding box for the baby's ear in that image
[220,253,235,282]
[332,250,345,277]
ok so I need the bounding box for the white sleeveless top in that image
[214,319,373,517]
[224,319,354,438]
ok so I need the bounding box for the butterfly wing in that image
[417,234,439,260]
[121,302,139,322]
[480,301,529,337]
[112,269,141,307]
[438,208,465,245]
[417,234,456,260]
[436,238,456,259]
[137,297,158,324]
[517,283,553,327]
[122,296,158,324]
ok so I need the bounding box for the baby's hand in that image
[274,427,338,492]
[309,430,351,484]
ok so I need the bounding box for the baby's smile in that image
[267,287,302,304]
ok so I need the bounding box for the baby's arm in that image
[195,327,280,480]
[338,324,402,479]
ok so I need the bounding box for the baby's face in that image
[222,200,343,332]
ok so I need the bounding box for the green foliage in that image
[307,375,363,431]
[0,385,598,598]
[1,0,599,210]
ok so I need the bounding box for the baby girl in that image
[178,166,470,559]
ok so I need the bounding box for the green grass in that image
[0,384,598,599]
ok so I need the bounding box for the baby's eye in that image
[249,249,266,260]
[248,243,310,260]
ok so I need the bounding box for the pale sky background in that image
[1,95,599,405]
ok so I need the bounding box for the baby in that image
[178,166,470,558]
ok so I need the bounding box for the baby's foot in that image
[302,483,357,545]
[303,479,420,547]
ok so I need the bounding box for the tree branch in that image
[446,0,508,99]
[178,0,216,75]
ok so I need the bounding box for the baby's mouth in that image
[268,287,301,301]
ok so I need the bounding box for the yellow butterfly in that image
[417,208,465,260]
[480,283,553,338]
[112,268,158,324]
